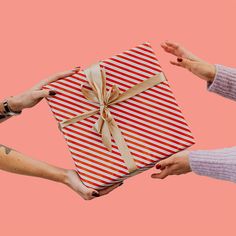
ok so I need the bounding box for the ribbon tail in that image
[108,117,138,173]
[93,116,104,133]
[101,121,113,151]
[59,108,99,129]
[94,117,112,151]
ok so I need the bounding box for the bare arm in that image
[0,144,68,183]
[0,143,122,199]
[0,68,122,199]
[0,68,80,123]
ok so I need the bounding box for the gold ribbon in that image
[59,63,166,173]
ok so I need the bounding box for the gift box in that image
[44,43,195,190]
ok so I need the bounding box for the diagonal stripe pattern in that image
[44,42,195,189]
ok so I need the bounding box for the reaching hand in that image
[65,170,123,200]
[161,41,216,82]
[7,68,80,112]
[151,150,191,179]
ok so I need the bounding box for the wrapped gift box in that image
[44,42,195,190]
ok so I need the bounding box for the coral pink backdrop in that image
[0,0,235,235]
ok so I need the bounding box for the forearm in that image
[189,146,236,183]
[0,144,69,184]
[207,64,236,101]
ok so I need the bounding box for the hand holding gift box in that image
[44,43,195,189]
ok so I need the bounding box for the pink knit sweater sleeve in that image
[189,64,236,182]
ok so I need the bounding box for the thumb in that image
[32,89,57,100]
[173,57,195,70]
[171,57,215,81]
[155,156,175,169]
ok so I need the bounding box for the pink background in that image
[0,0,235,235]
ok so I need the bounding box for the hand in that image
[161,41,216,82]
[65,170,123,200]
[151,150,191,179]
[7,68,80,112]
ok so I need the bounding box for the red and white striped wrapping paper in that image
[44,43,195,190]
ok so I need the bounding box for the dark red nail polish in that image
[49,90,56,96]
[92,192,100,197]
[177,58,183,62]
[156,164,162,169]
[73,66,80,71]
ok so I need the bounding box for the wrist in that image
[206,64,216,82]
[186,152,192,172]
[60,168,70,185]
[7,96,24,112]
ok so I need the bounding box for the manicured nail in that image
[49,90,56,96]
[92,192,100,197]
[177,58,183,62]
[119,182,123,186]
[73,66,80,71]
[156,164,162,169]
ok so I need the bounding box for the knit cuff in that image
[207,64,236,101]
[207,64,221,92]
[189,148,236,182]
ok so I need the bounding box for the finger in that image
[31,89,57,100]
[151,168,170,179]
[161,41,179,51]
[31,80,48,90]
[175,57,195,70]
[80,189,100,200]
[161,44,175,54]
[99,182,123,196]
[155,156,175,170]
[160,42,169,49]
[170,60,181,67]
[46,67,80,84]
[90,190,100,198]
[33,67,81,90]
[164,41,179,49]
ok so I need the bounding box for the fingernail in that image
[156,164,162,169]
[177,58,183,62]
[92,192,100,197]
[119,182,123,186]
[73,66,80,71]
[49,90,56,96]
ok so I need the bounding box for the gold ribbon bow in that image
[59,63,166,173]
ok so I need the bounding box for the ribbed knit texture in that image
[207,64,236,100]
[189,64,236,182]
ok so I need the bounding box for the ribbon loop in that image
[59,63,166,173]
